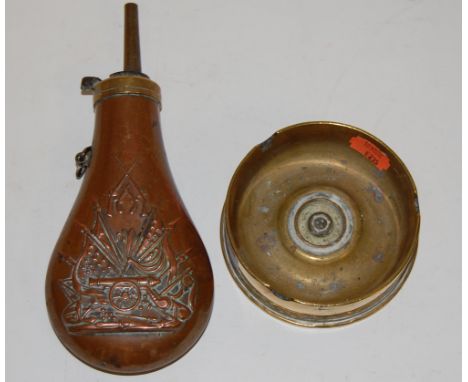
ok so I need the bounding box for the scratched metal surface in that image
[6,0,460,381]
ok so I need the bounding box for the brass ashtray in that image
[221,121,420,327]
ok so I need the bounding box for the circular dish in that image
[221,121,420,327]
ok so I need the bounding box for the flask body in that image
[46,94,213,374]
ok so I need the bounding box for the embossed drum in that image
[221,121,420,327]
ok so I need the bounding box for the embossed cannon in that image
[89,276,160,311]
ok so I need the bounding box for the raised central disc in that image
[288,191,353,257]
[309,213,333,236]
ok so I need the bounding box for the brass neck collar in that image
[90,75,161,109]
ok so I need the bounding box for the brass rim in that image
[221,121,420,327]
[93,75,161,107]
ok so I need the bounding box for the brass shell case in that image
[221,121,420,327]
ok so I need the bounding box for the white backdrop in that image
[6,0,460,381]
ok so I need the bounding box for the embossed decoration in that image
[60,175,195,334]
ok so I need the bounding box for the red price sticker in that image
[349,136,390,171]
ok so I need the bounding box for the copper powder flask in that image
[45,4,213,374]
[221,121,420,327]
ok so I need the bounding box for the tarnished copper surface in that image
[45,3,213,374]
[221,121,419,327]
